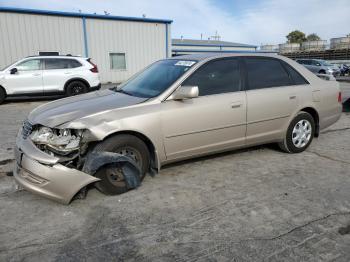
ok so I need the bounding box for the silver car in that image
[296,59,340,76]
[14,53,343,204]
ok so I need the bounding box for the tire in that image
[278,111,315,153]
[65,81,87,96]
[92,134,150,195]
[0,88,5,104]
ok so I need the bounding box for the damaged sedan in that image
[14,54,342,204]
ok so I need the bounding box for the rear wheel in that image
[0,87,6,104]
[279,112,315,153]
[66,81,87,96]
[93,134,150,195]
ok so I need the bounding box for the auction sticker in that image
[175,61,196,67]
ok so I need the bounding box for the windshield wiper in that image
[114,89,134,96]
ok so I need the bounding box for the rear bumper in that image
[14,135,99,204]
[90,83,101,91]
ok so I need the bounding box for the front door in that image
[5,59,43,95]
[161,58,247,161]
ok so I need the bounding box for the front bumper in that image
[14,135,100,204]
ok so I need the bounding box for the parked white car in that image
[0,56,101,104]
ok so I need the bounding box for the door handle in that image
[32,73,41,76]
[64,72,72,74]
[289,95,296,100]
[231,102,242,109]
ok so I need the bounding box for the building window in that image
[110,53,126,70]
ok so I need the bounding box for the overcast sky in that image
[1,0,349,46]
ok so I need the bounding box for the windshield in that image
[118,59,197,98]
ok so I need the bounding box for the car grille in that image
[22,120,33,139]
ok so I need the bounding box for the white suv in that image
[0,56,101,104]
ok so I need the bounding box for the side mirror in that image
[10,68,18,74]
[171,86,199,100]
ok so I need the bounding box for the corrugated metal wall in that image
[86,19,167,83]
[0,11,170,83]
[0,12,84,67]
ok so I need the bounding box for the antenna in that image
[211,31,221,41]
[142,14,146,18]
[104,11,110,15]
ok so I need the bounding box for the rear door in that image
[161,58,247,161]
[243,57,302,145]
[42,58,82,93]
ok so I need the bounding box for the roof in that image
[172,38,257,48]
[0,7,172,24]
[169,52,279,61]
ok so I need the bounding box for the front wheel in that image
[278,112,315,153]
[0,88,6,104]
[92,134,150,195]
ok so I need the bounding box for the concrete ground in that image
[0,83,350,261]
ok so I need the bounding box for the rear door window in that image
[282,62,309,85]
[182,58,241,96]
[44,59,82,70]
[244,57,291,90]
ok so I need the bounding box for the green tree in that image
[286,30,306,44]
[306,33,321,41]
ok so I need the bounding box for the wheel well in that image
[99,131,158,171]
[318,69,326,74]
[64,78,90,92]
[300,107,320,137]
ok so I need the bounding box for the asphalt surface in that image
[0,83,350,261]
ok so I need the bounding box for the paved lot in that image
[0,83,350,261]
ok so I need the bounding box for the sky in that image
[1,0,349,46]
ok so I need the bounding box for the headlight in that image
[30,126,83,155]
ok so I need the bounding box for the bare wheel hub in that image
[106,147,142,186]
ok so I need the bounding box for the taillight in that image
[338,92,342,103]
[87,59,98,73]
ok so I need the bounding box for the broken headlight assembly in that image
[30,126,86,163]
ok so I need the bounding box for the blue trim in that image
[172,43,257,48]
[82,17,89,57]
[172,49,276,54]
[0,6,173,24]
[165,24,169,58]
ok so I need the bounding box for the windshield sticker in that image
[175,61,196,67]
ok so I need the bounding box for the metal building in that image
[330,36,350,50]
[0,7,172,83]
[172,38,257,56]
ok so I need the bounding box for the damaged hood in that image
[28,89,148,127]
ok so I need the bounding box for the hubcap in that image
[106,147,142,186]
[292,119,312,148]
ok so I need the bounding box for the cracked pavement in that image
[0,83,350,261]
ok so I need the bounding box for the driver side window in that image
[16,59,41,71]
[182,58,241,96]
